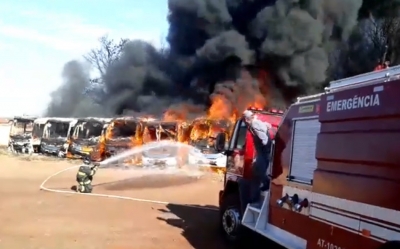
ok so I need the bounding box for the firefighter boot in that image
[84,183,93,193]
[77,181,93,193]
[76,183,85,193]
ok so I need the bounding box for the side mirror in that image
[224,150,234,156]
[214,132,226,152]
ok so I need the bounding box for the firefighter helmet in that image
[83,157,91,165]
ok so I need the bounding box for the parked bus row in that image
[7,116,232,171]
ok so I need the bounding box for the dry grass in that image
[0,148,80,164]
[0,147,8,155]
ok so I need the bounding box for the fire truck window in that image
[234,125,247,149]
[288,118,320,185]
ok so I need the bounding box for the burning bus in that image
[66,118,111,159]
[89,122,112,162]
[40,118,76,157]
[89,117,141,163]
[140,120,181,167]
[8,116,35,154]
[187,118,232,171]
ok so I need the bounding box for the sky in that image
[0,0,169,117]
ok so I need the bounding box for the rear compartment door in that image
[288,117,321,184]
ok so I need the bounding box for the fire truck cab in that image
[215,65,400,249]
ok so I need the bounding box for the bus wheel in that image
[379,241,400,249]
[219,193,242,243]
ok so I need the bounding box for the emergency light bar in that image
[247,107,284,114]
[248,106,263,111]
[270,109,284,113]
[326,64,400,92]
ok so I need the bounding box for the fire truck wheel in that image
[379,241,400,249]
[219,193,242,243]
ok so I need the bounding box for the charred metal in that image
[187,118,232,169]
[140,120,180,168]
[8,116,36,154]
[67,117,112,159]
[40,118,76,157]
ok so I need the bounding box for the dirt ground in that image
[0,152,263,249]
[0,151,271,249]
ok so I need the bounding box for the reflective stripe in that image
[90,170,95,176]
[78,180,91,185]
[78,172,86,176]
[77,185,85,192]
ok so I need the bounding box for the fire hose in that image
[39,165,218,211]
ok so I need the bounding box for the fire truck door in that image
[226,120,247,175]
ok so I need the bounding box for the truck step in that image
[242,190,307,249]
[242,220,256,229]
[242,191,270,230]
[248,202,262,212]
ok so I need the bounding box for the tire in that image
[219,193,243,243]
[378,241,400,249]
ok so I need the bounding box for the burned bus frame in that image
[187,118,232,169]
[40,118,76,157]
[67,117,112,159]
[8,116,36,154]
[31,118,51,153]
[102,117,141,160]
[139,120,181,167]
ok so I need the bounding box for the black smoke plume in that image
[45,61,107,117]
[48,0,369,117]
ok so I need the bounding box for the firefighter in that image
[75,157,100,193]
[243,110,272,204]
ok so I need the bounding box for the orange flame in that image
[189,121,209,141]
[95,68,273,168]
[208,96,235,122]
[176,122,191,144]
[205,68,269,124]
[163,109,187,122]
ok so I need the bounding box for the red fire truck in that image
[214,65,400,249]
